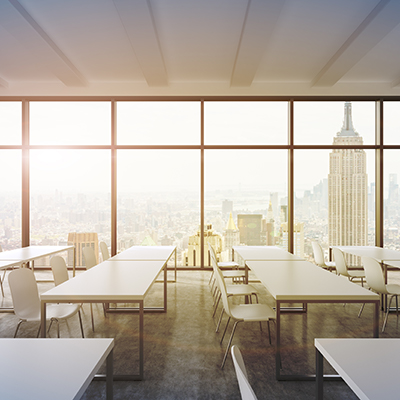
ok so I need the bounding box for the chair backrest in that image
[311,241,325,267]
[82,246,97,269]
[50,256,69,286]
[214,263,234,319]
[8,268,40,320]
[208,243,217,265]
[99,241,110,261]
[231,346,258,400]
[332,248,348,276]
[361,256,387,294]
[0,244,2,252]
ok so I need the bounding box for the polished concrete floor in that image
[1,268,400,399]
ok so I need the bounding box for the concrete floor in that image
[1,268,399,399]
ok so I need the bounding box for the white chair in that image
[99,241,110,261]
[332,248,365,285]
[210,253,259,331]
[361,256,400,332]
[82,246,100,329]
[231,346,258,400]
[215,266,275,369]
[8,268,84,338]
[208,244,245,292]
[311,241,335,272]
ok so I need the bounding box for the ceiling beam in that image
[230,0,284,87]
[113,0,168,87]
[312,0,400,87]
[1,0,87,86]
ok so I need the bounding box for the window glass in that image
[117,150,199,266]
[383,102,400,144]
[30,102,111,145]
[384,151,400,250]
[117,102,200,145]
[204,102,288,144]
[205,149,288,266]
[0,102,21,145]
[30,150,110,266]
[0,150,21,250]
[296,149,375,265]
[294,101,375,145]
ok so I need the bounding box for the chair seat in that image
[347,270,365,279]
[386,284,400,296]
[218,261,239,268]
[23,303,80,322]
[325,261,335,268]
[230,303,275,322]
[226,284,258,297]
[222,270,245,279]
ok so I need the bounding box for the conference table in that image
[41,246,174,381]
[0,338,114,400]
[111,245,177,282]
[315,338,400,399]
[233,246,380,381]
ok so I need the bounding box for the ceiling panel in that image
[0,0,399,96]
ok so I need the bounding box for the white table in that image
[0,338,113,400]
[111,245,177,281]
[0,245,76,274]
[246,259,380,381]
[316,338,400,399]
[41,259,167,381]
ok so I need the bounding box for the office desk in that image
[246,259,380,381]
[41,259,167,381]
[0,245,76,274]
[111,245,177,281]
[316,338,400,400]
[0,338,114,400]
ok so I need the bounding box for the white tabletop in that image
[233,246,303,261]
[0,338,113,400]
[315,338,400,400]
[246,260,379,302]
[111,245,175,261]
[336,246,400,262]
[0,260,23,269]
[0,245,74,262]
[41,259,166,302]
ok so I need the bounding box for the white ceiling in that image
[1,0,400,97]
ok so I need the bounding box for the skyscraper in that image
[328,102,368,264]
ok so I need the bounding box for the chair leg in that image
[358,303,365,318]
[90,303,95,331]
[208,270,214,286]
[78,310,84,338]
[0,268,6,297]
[267,320,271,344]
[220,317,231,344]
[213,294,221,317]
[216,309,224,333]
[221,320,241,369]
[383,295,395,332]
[14,320,23,338]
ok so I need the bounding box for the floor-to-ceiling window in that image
[0,98,399,268]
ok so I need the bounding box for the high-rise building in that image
[237,214,264,245]
[223,212,240,260]
[328,102,368,265]
[67,232,99,267]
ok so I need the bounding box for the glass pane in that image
[117,150,200,266]
[383,102,400,144]
[0,102,21,145]
[117,102,200,145]
[296,149,375,265]
[384,151,400,249]
[30,102,111,145]
[30,150,111,266]
[205,150,288,265]
[294,101,375,145]
[204,101,288,144]
[0,150,21,250]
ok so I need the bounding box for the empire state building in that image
[328,102,368,263]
